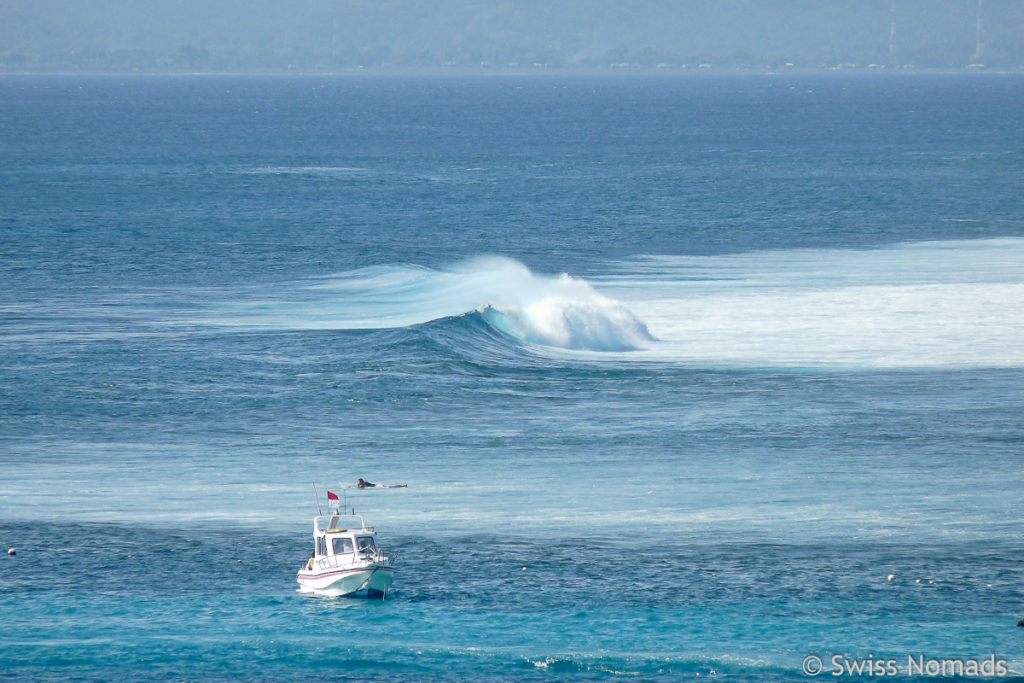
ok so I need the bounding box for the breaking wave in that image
[210,256,655,353]
[200,237,1024,368]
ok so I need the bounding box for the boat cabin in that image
[309,513,379,568]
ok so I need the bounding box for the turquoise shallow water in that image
[1,74,1024,680]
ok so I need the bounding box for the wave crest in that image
[482,286,653,352]
[212,256,654,353]
[437,258,654,351]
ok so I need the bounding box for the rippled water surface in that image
[2,74,1023,680]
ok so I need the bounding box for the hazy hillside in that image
[2,0,1023,71]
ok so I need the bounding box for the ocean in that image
[1,72,1023,681]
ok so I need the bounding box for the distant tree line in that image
[3,0,1024,73]
[3,40,1023,72]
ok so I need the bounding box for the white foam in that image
[477,267,653,351]
[601,238,1024,369]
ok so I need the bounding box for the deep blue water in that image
[2,73,1024,681]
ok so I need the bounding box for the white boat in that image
[296,510,396,598]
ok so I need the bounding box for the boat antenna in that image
[312,483,323,516]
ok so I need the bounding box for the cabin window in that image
[332,537,354,555]
[357,536,376,552]
[316,537,326,557]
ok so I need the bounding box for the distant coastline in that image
[2,64,1022,77]
[5,1,1022,78]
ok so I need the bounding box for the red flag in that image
[327,490,340,507]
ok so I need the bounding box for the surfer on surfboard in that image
[357,478,408,489]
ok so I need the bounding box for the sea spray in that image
[479,280,654,351]
[452,257,653,351]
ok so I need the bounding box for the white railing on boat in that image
[315,514,373,533]
[315,551,392,571]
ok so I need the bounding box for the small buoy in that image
[887,574,895,582]
[915,579,921,583]
[1017,617,1024,628]
[928,580,934,585]
[237,559,242,563]
[522,566,527,571]
[7,548,15,556]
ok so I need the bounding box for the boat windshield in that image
[357,536,376,552]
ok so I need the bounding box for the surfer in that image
[356,478,408,489]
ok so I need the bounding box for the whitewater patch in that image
[599,238,1024,369]
[209,256,654,353]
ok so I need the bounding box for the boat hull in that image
[296,565,395,598]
